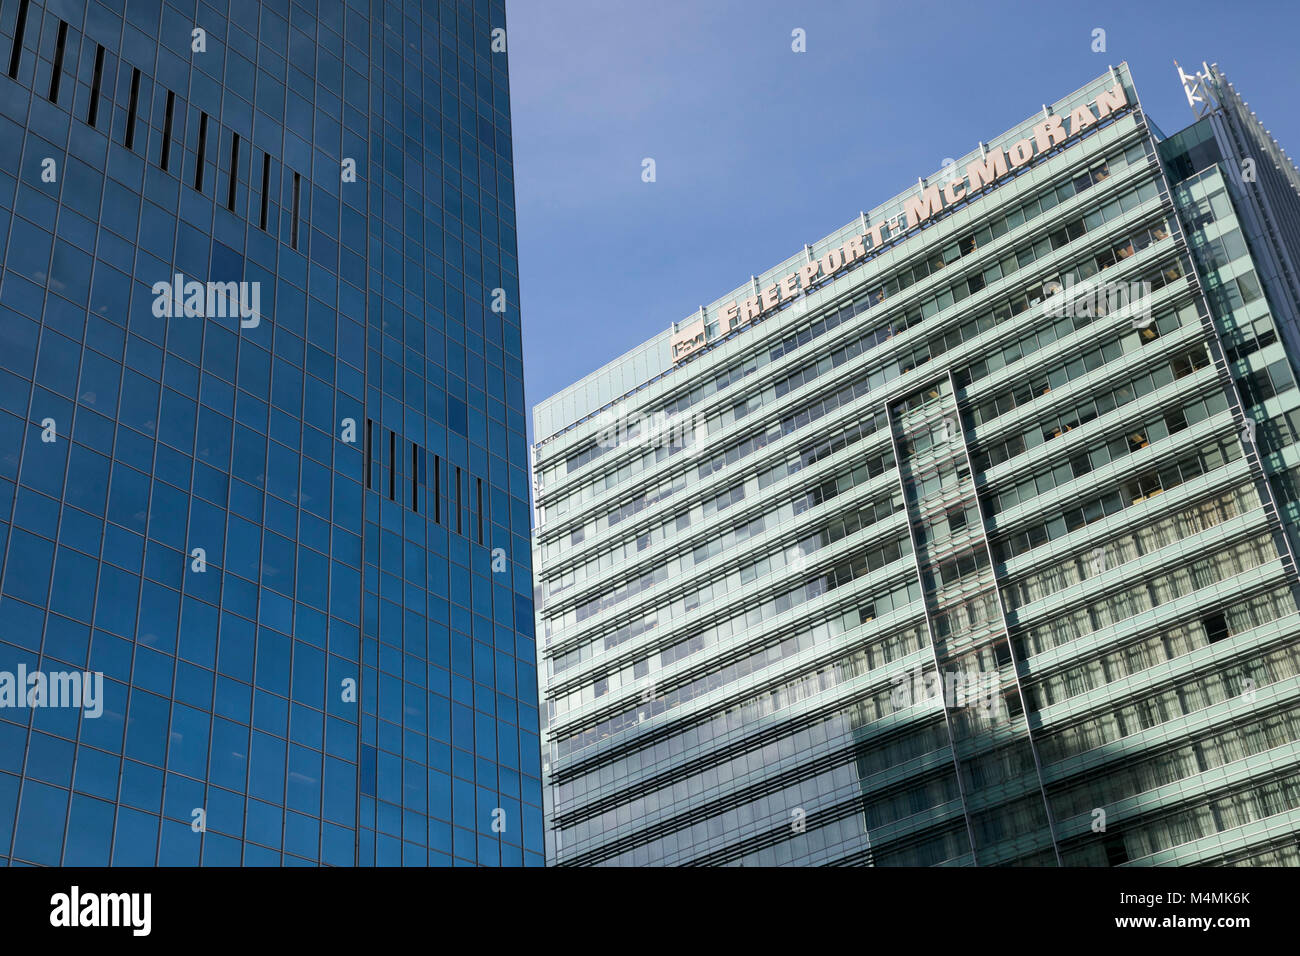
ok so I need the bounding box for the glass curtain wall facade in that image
[532,63,1300,866]
[0,0,541,867]
[1160,66,1300,564]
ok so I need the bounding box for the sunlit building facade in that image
[531,63,1300,866]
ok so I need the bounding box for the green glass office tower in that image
[531,63,1300,865]
[1163,64,1300,555]
[0,0,541,866]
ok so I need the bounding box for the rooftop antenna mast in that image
[1175,59,1217,118]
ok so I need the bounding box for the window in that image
[259,153,271,229]
[87,45,106,126]
[434,454,442,523]
[1203,611,1230,644]
[226,133,240,210]
[8,0,29,78]
[194,111,209,191]
[160,90,176,170]
[48,20,68,102]
[291,170,301,248]
[124,68,141,150]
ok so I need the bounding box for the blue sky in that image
[505,0,1300,432]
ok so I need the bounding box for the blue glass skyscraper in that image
[0,0,542,866]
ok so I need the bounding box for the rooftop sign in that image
[671,82,1130,362]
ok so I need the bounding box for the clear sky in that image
[505,0,1300,437]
